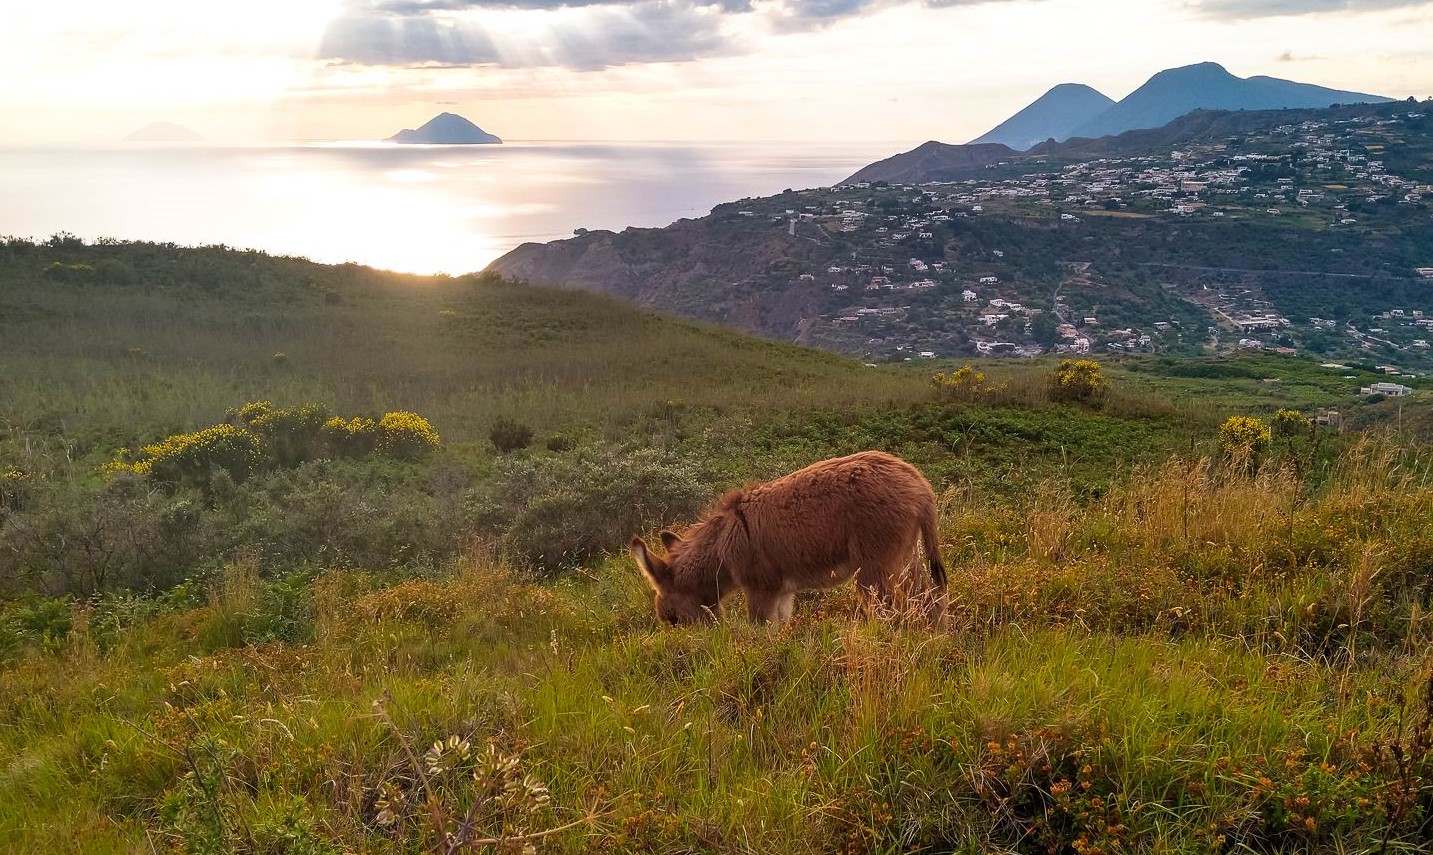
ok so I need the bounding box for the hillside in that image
[970,82,1115,150]
[493,101,1433,368]
[1068,62,1391,141]
[840,140,1015,186]
[0,237,894,447]
[845,99,1414,186]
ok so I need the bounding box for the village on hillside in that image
[715,108,1433,370]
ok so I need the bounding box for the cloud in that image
[1275,49,1329,60]
[1194,0,1433,18]
[319,0,1041,68]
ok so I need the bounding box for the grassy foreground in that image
[4,439,1432,854]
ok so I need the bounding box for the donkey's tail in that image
[920,504,947,589]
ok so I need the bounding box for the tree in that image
[1031,313,1060,347]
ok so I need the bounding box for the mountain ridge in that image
[1067,61,1390,140]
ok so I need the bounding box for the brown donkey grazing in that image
[629,451,947,626]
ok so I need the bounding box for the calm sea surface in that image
[0,141,902,274]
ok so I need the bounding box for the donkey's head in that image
[629,531,719,626]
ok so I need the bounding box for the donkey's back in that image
[730,451,946,620]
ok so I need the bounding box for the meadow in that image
[3,239,1431,853]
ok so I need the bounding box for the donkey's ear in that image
[659,529,683,550]
[629,536,668,590]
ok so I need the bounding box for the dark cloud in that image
[320,0,730,68]
[319,14,501,65]
[1195,0,1431,18]
[319,0,1041,68]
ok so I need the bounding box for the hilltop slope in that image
[840,141,1016,186]
[971,83,1115,150]
[0,238,906,446]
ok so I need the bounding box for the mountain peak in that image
[389,112,502,145]
[970,82,1115,150]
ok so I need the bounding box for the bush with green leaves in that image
[243,403,332,467]
[489,417,535,454]
[1272,408,1313,440]
[476,445,715,575]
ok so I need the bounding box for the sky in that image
[1,0,1430,145]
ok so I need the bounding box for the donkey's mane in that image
[667,489,747,572]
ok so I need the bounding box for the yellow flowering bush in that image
[1,466,27,510]
[116,424,266,485]
[105,402,442,482]
[1271,408,1312,439]
[229,400,274,426]
[1219,415,1271,464]
[377,411,441,460]
[932,365,1003,403]
[1049,360,1108,405]
[321,416,378,458]
[245,403,331,466]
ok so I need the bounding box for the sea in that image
[0,141,904,275]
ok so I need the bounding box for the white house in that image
[1361,382,1413,397]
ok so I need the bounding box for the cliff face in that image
[487,215,836,340]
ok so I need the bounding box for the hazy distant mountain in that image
[124,122,204,142]
[389,113,502,144]
[1067,62,1390,140]
[970,83,1115,150]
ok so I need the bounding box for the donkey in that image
[629,451,946,626]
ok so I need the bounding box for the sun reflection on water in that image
[0,141,899,274]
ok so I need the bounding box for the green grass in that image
[0,239,926,451]
[5,239,1433,852]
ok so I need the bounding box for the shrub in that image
[321,416,378,458]
[489,417,534,454]
[377,412,441,460]
[1049,360,1108,405]
[1272,408,1313,439]
[124,424,266,486]
[246,403,331,467]
[931,366,1003,403]
[1,466,27,510]
[1218,415,1271,467]
[229,400,274,426]
[480,445,714,574]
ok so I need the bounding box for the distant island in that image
[123,122,204,142]
[388,112,502,145]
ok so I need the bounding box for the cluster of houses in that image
[729,105,1431,362]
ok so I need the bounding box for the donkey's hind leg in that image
[745,588,786,625]
[854,562,897,618]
